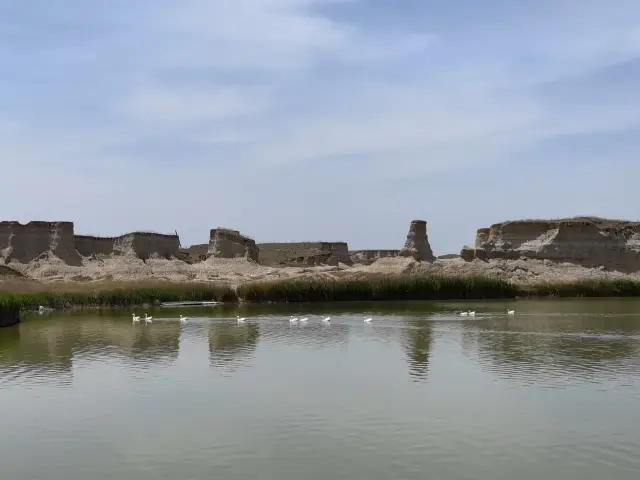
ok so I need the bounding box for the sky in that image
[1,0,639,254]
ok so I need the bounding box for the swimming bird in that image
[237,316,246,324]
[460,311,468,317]
[132,313,140,323]
[289,316,298,324]
[468,311,476,317]
[321,316,331,323]
[364,317,372,323]
[144,313,153,323]
[507,309,515,315]
[299,317,308,323]
[180,314,188,324]
[38,305,45,314]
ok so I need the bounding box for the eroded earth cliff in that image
[465,217,640,273]
[3,216,640,286]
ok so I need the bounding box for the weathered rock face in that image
[472,217,640,272]
[398,220,435,262]
[258,242,352,266]
[0,221,81,265]
[209,228,259,262]
[75,232,180,260]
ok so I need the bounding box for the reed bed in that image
[0,283,235,311]
[236,275,520,303]
[4,276,640,314]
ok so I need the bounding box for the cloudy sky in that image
[1,0,639,254]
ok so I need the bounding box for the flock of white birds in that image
[460,309,515,317]
[130,313,374,325]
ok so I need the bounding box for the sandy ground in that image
[2,251,640,291]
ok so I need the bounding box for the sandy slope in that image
[2,252,640,289]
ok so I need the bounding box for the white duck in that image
[299,317,308,323]
[144,313,153,324]
[237,316,246,324]
[180,314,188,324]
[507,309,515,316]
[321,316,331,323]
[364,317,372,323]
[132,313,140,323]
[289,316,298,324]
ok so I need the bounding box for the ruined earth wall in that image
[75,232,180,260]
[0,221,81,265]
[209,228,259,262]
[258,242,351,266]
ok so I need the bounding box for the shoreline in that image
[4,275,640,316]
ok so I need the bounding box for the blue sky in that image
[1,0,639,254]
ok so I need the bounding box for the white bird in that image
[321,316,331,323]
[507,309,515,315]
[460,311,468,317]
[144,313,153,323]
[468,311,476,317]
[132,313,140,323]
[38,305,45,314]
[237,316,246,324]
[364,317,372,323]
[299,317,308,323]
[289,316,298,324]
[180,314,188,324]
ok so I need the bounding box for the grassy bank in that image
[4,276,640,313]
[0,283,236,311]
[236,276,519,302]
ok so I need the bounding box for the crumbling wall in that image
[75,232,180,260]
[471,217,640,272]
[258,242,351,266]
[398,220,435,262]
[208,228,259,262]
[114,232,180,260]
[179,243,209,263]
[75,235,115,256]
[350,249,399,265]
[0,221,81,265]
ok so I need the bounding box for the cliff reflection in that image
[208,322,259,372]
[401,320,434,382]
[461,314,640,387]
[0,315,181,385]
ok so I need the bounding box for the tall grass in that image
[4,276,640,313]
[0,284,236,311]
[236,276,520,303]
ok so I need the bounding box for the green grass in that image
[0,284,236,311]
[236,276,520,303]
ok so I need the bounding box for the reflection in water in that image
[1,304,640,479]
[401,320,433,382]
[208,322,259,371]
[0,315,181,384]
[461,314,640,388]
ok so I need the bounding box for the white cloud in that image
[2,0,640,251]
[120,86,271,126]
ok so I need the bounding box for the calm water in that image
[2,300,640,479]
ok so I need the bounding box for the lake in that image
[1,299,640,479]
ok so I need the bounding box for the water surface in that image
[1,299,640,479]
